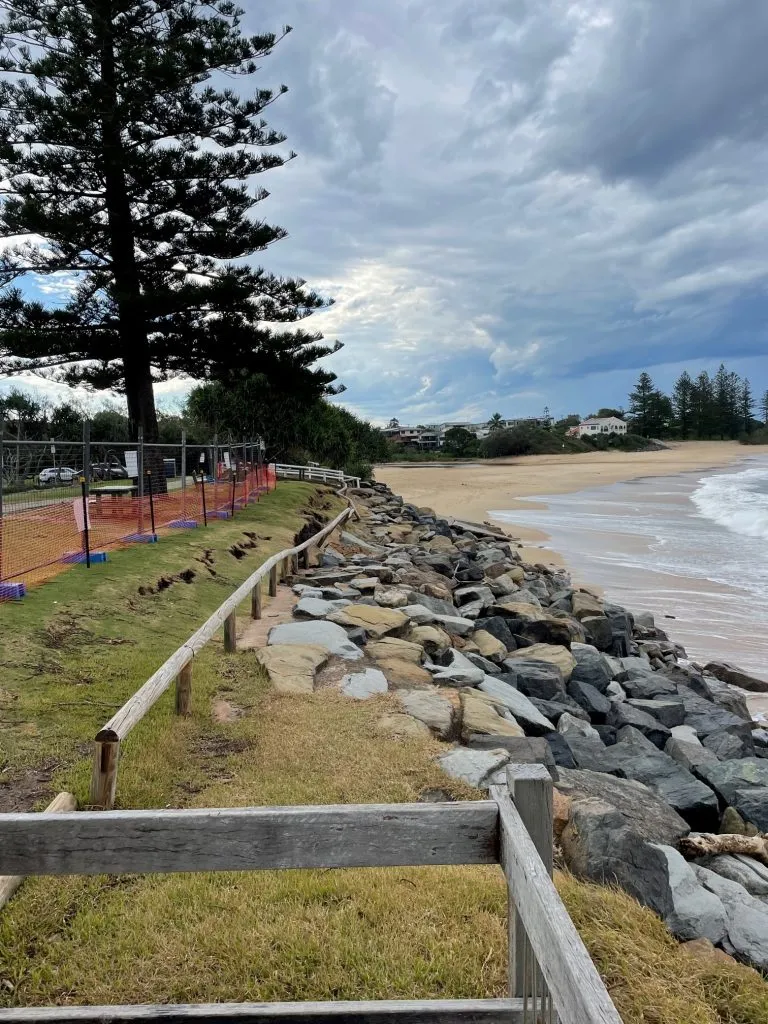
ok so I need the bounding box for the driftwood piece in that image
[680,832,768,865]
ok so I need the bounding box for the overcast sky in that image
[5,0,768,424]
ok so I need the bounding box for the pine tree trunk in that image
[97,1,159,449]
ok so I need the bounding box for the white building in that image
[576,416,627,437]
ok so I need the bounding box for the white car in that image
[39,466,79,484]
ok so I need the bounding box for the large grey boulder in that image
[341,668,388,700]
[695,758,768,805]
[293,596,351,619]
[478,675,555,735]
[695,866,768,970]
[676,687,754,745]
[570,643,613,692]
[703,661,768,694]
[397,688,455,739]
[557,711,601,741]
[581,614,613,652]
[703,731,754,760]
[545,732,577,768]
[618,672,678,700]
[694,855,768,899]
[502,660,566,701]
[665,736,719,775]
[567,680,611,723]
[607,702,671,748]
[599,728,720,831]
[561,810,726,944]
[438,746,509,789]
[469,735,559,780]
[474,616,517,652]
[638,845,728,944]
[556,768,689,845]
[626,698,685,729]
[405,591,456,616]
[732,787,768,831]
[268,620,364,660]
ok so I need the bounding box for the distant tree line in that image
[0,384,388,481]
[628,365,765,440]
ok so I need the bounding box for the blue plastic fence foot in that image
[0,582,25,600]
[126,533,158,543]
[209,510,231,519]
[168,519,198,528]
[62,551,108,564]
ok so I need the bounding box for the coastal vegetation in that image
[630,364,763,440]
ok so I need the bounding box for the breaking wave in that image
[691,467,768,540]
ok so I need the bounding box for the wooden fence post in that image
[507,763,553,998]
[269,564,278,596]
[90,734,121,810]
[224,611,237,653]
[251,580,262,619]
[175,662,192,715]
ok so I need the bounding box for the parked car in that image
[38,466,79,485]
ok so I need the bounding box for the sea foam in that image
[691,467,768,540]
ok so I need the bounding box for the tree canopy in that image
[0,0,339,443]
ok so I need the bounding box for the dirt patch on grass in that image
[211,699,244,723]
[195,736,252,758]
[0,758,63,812]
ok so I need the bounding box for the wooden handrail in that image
[0,771,623,1024]
[90,501,354,808]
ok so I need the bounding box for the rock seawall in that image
[272,481,768,972]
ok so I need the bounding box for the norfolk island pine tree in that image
[0,0,339,462]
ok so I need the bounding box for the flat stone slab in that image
[461,691,525,742]
[506,643,576,680]
[367,636,424,664]
[397,688,455,738]
[439,746,509,788]
[268,620,364,660]
[479,675,554,735]
[341,667,389,699]
[375,713,431,739]
[328,604,409,638]
[293,596,351,619]
[256,644,329,694]
[377,658,435,688]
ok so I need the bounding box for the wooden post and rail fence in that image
[90,500,356,810]
[0,763,622,1024]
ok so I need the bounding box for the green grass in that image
[0,480,339,806]
[0,485,767,1021]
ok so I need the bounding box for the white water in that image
[490,456,768,682]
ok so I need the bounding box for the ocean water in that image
[490,455,768,682]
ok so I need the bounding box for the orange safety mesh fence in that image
[0,460,276,598]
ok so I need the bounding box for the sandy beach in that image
[377,441,762,539]
[377,441,768,716]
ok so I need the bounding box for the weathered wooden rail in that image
[275,463,361,487]
[0,766,622,1024]
[90,502,355,809]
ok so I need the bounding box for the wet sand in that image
[377,442,768,718]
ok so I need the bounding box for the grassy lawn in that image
[1,482,767,1022]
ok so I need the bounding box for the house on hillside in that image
[575,416,627,437]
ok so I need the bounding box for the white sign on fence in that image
[223,452,231,469]
[73,498,92,533]
[124,450,139,478]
